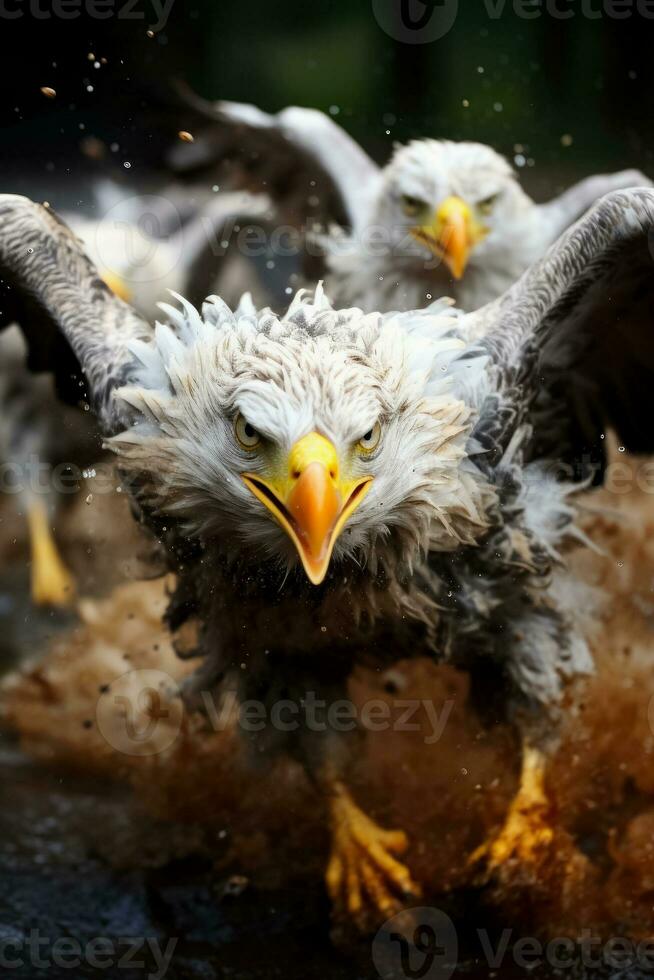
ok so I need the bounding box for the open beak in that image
[242,432,372,585]
[411,195,487,280]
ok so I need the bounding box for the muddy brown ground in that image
[4,453,654,977]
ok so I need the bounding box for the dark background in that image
[0,0,652,206]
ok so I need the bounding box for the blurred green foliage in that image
[167,0,654,183]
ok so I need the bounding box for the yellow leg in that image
[326,779,421,929]
[469,744,554,876]
[27,499,76,608]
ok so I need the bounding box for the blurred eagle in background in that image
[167,91,651,312]
[1,188,654,927]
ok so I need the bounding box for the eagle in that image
[167,92,651,312]
[1,188,654,928]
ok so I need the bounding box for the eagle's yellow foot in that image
[469,745,554,880]
[326,780,421,929]
[27,500,76,608]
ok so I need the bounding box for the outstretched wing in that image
[465,187,654,479]
[167,89,382,233]
[536,169,652,245]
[0,195,150,433]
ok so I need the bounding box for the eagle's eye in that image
[477,193,500,216]
[234,413,261,449]
[401,194,428,219]
[357,421,382,453]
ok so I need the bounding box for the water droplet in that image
[178,130,194,143]
[123,161,131,169]
[85,494,93,505]
[461,767,468,776]
[27,247,33,254]
[618,446,626,453]
[320,626,327,633]
[40,86,56,99]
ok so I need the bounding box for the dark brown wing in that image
[466,187,654,478]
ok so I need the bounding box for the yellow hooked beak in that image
[101,269,133,303]
[411,195,488,280]
[242,432,372,585]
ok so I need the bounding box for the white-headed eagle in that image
[168,92,651,312]
[1,189,654,926]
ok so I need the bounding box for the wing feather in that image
[536,169,652,242]
[464,187,654,476]
[0,194,150,433]
[167,88,381,233]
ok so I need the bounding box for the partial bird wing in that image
[464,187,654,477]
[167,90,382,233]
[536,169,652,244]
[166,190,282,310]
[65,188,276,320]
[0,195,150,433]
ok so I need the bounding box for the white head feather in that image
[110,288,494,579]
[324,140,539,314]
